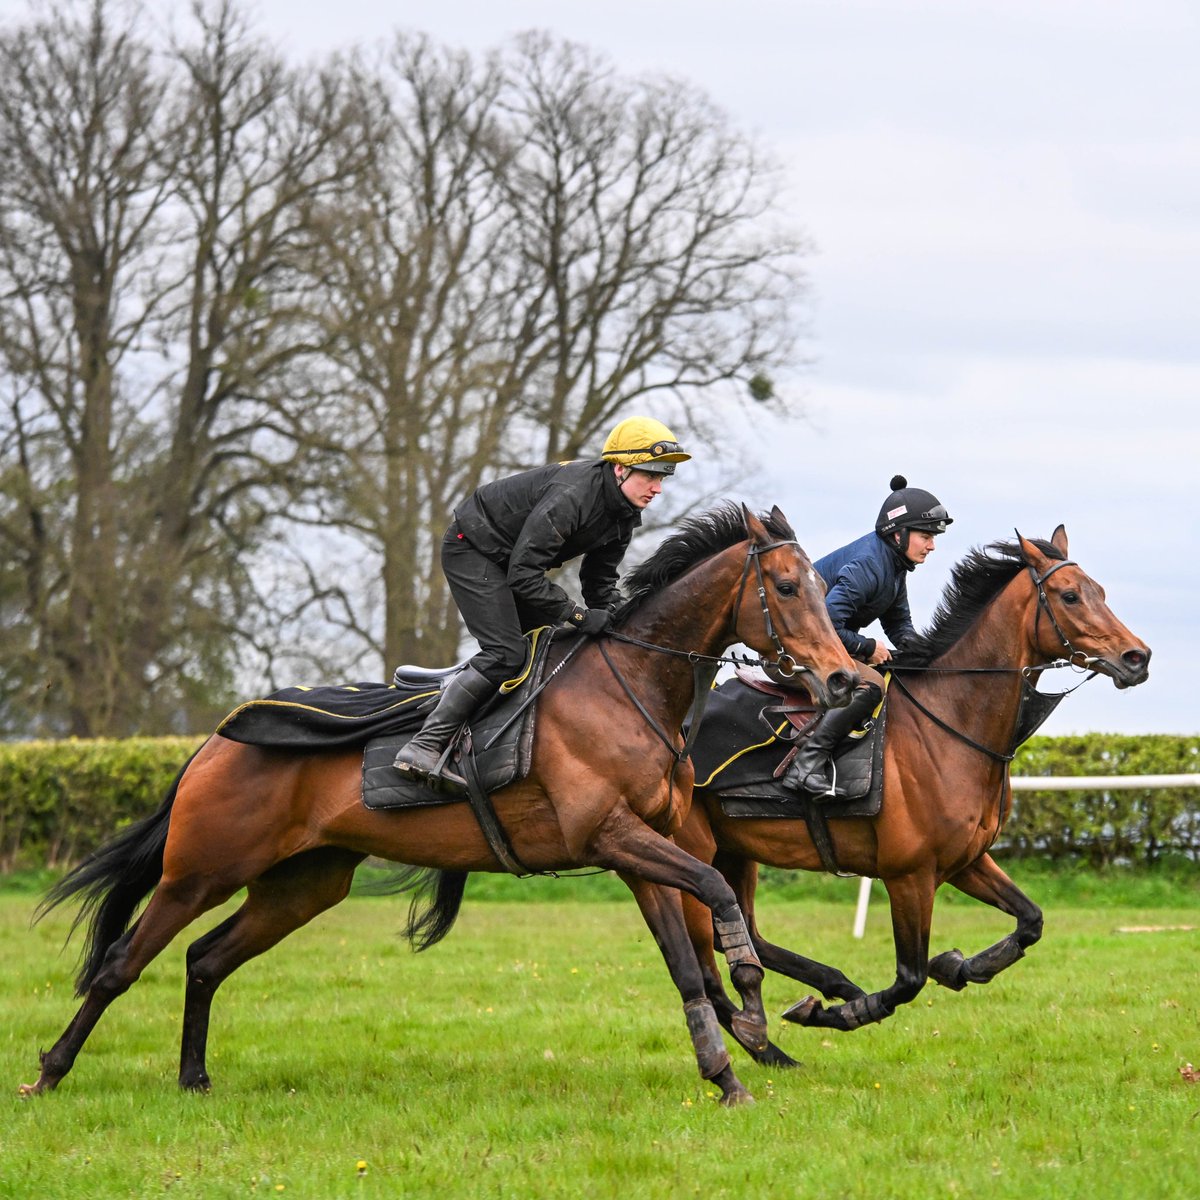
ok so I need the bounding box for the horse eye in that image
[1061,590,1079,605]
[777,580,797,597]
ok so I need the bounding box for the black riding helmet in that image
[875,475,953,543]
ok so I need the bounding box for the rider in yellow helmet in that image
[393,416,690,780]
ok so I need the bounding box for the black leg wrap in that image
[839,992,892,1030]
[962,934,1025,983]
[713,906,763,973]
[684,998,732,1079]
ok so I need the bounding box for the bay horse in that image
[677,527,1150,1065]
[21,504,859,1104]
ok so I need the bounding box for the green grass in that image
[2,882,1199,1199]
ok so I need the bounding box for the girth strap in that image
[458,731,536,877]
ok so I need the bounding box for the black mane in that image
[618,502,795,615]
[896,537,1065,666]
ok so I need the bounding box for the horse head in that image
[1016,525,1151,689]
[738,504,859,709]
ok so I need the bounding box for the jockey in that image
[787,474,952,795]
[393,416,690,780]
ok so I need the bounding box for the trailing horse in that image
[677,527,1150,1065]
[22,504,858,1105]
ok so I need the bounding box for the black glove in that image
[568,605,613,635]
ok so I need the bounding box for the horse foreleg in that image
[781,870,935,1033]
[591,808,767,1068]
[928,854,1043,991]
[719,852,867,1004]
[20,880,231,1096]
[620,876,751,1107]
[179,848,363,1091]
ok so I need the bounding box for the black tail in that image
[359,865,468,951]
[36,750,200,996]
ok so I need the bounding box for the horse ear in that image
[1015,528,1049,569]
[1050,524,1069,555]
[769,504,796,540]
[742,503,769,545]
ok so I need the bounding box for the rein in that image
[597,530,807,797]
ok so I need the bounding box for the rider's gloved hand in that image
[569,605,613,635]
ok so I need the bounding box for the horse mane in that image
[896,537,1066,666]
[616,502,795,618]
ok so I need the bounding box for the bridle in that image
[609,531,810,678]
[601,530,814,766]
[1027,558,1101,670]
[889,554,1098,765]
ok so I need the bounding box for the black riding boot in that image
[392,666,495,779]
[786,682,882,796]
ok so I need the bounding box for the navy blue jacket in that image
[452,459,640,623]
[814,531,917,660]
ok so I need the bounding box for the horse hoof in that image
[719,1086,756,1108]
[928,949,968,991]
[730,1012,769,1053]
[781,995,821,1025]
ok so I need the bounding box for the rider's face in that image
[904,529,938,564]
[616,466,665,508]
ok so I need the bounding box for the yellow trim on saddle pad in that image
[848,671,890,740]
[694,718,791,789]
[215,688,439,733]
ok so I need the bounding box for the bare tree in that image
[0,0,371,734]
[286,31,808,674]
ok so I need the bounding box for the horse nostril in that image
[1122,648,1149,670]
[829,670,854,702]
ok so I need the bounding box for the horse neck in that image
[915,577,1038,753]
[613,544,743,720]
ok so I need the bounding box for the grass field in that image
[2,871,1198,1199]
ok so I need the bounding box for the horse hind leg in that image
[179,848,363,1092]
[20,877,235,1096]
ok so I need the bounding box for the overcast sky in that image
[71,2,1200,732]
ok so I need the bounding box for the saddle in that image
[689,669,888,820]
[361,626,564,812]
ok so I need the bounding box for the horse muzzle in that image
[1096,646,1151,690]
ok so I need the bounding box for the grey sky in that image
[88,2,1200,731]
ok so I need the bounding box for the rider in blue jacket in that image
[788,475,952,795]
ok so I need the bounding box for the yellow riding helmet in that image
[601,416,691,475]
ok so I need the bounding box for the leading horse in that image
[677,527,1150,1064]
[22,504,858,1104]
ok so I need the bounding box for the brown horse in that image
[677,527,1150,1065]
[22,504,858,1104]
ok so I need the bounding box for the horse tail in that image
[36,748,200,996]
[358,865,469,951]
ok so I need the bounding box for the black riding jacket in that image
[452,459,641,623]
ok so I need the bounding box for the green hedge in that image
[0,734,1197,872]
[1006,734,1200,866]
[0,737,202,871]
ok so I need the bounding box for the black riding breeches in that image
[441,526,550,686]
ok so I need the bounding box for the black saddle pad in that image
[691,676,887,818]
[215,681,438,750]
[361,628,568,811]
